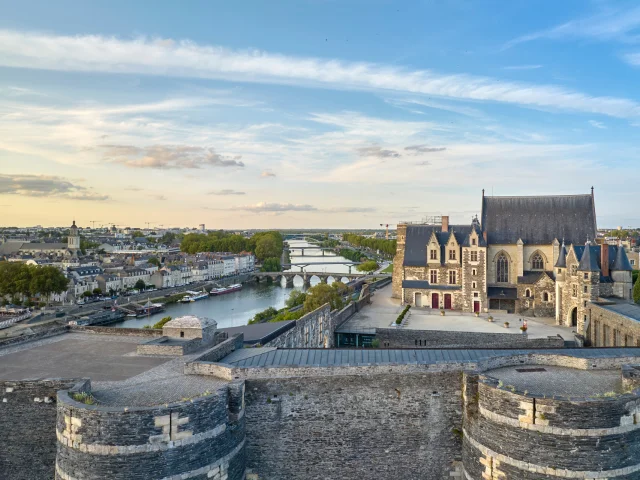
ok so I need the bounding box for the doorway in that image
[444,294,452,310]
[431,293,439,309]
[415,292,423,307]
[570,307,578,327]
[473,301,480,313]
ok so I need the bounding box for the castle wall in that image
[374,327,564,349]
[0,378,82,480]
[589,303,640,347]
[55,382,246,480]
[463,374,640,479]
[391,224,407,298]
[243,372,463,480]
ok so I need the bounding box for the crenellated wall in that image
[54,381,246,480]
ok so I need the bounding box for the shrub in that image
[371,338,380,348]
[396,305,411,325]
[72,391,96,405]
[634,273,640,304]
[152,316,172,329]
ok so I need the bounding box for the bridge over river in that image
[254,271,366,287]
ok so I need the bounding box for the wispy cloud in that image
[404,145,446,155]
[100,145,244,169]
[230,202,317,213]
[1,30,639,118]
[505,5,640,48]
[208,189,246,195]
[0,174,109,201]
[502,65,543,70]
[151,194,167,201]
[588,120,607,129]
[624,52,640,66]
[260,171,276,178]
[357,145,401,158]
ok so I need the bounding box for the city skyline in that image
[1,0,640,228]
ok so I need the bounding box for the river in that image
[113,239,353,329]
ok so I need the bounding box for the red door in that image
[431,293,439,309]
[444,294,452,310]
[473,301,480,313]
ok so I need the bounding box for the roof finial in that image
[591,186,594,196]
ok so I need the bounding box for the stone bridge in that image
[285,246,336,257]
[254,271,365,287]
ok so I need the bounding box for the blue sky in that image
[0,0,639,229]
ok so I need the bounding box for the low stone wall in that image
[136,336,202,356]
[55,381,246,480]
[0,325,68,348]
[70,325,163,337]
[185,334,244,371]
[0,378,84,480]
[375,327,565,349]
[331,302,356,330]
[265,304,332,348]
[588,302,640,347]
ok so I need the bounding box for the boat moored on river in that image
[181,290,209,303]
[210,284,243,296]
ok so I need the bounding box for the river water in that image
[113,239,353,329]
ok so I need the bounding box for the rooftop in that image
[220,321,296,345]
[596,300,640,323]
[165,315,217,329]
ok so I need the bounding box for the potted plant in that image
[440,309,445,316]
[504,321,510,328]
[520,325,527,334]
[487,315,494,322]
[474,311,480,317]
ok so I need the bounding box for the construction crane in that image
[380,223,390,240]
[89,220,100,229]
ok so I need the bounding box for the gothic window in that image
[525,289,531,298]
[430,270,438,284]
[543,292,549,302]
[449,271,457,285]
[430,249,438,260]
[531,253,544,270]
[471,251,478,262]
[496,254,509,283]
[572,285,577,297]
[449,250,456,260]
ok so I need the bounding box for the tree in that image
[93,288,102,295]
[82,291,92,298]
[356,260,379,274]
[134,279,146,291]
[285,290,307,309]
[634,274,640,304]
[261,257,281,272]
[255,236,279,261]
[131,230,145,238]
[302,282,347,313]
[152,316,172,329]
[148,257,161,267]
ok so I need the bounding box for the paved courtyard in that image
[340,284,576,340]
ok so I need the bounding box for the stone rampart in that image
[70,325,163,336]
[243,371,463,480]
[0,378,84,480]
[55,381,246,480]
[0,325,68,348]
[265,304,331,348]
[588,302,640,347]
[183,334,244,374]
[375,327,565,349]
[463,372,640,479]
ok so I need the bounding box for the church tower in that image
[68,220,80,252]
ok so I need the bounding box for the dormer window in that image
[583,273,589,280]
[430,249,438,260]
[449,250,456,261]
[472,238,477,246]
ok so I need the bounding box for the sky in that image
[1,0,639,229]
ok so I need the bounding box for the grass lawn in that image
[381,264,393,273]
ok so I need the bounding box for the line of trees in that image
[0,262,68,303]
[342,234,397,257]
[339,248,369,262]
[180,230,284,262]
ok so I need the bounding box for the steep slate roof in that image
[461,224,487,247]
[481,194,596,245]
[611,245,633,271]
[517,271,554,284]
[555,244,568,268]
[403,225,473,266]
[574,244,632,273]
[578,243,600,271]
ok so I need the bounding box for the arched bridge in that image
[285,246,337,257]
[283,261,362,274]
[254,272,365,287]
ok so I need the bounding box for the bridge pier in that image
[348,265,352,274]
[303,274,312,288]
[300,248,304,256]
[285,276,294,288]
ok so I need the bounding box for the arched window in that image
[496,254,509,283]
[543,292,549,302]
[531,253,544,270]
[525,289,531,298]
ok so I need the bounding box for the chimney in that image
[441,216,449,233]
[601,244,609,278]
[483,231,487,243]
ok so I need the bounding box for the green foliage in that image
[302,282,347,313]
[152,316,172,329]
[92,288,102,295]
[342,233,397,257]
[396,305,411,324]
[79,237,100,254]
[180,230,284,260]
[371,338,380,348]
[159,232,177,245]
[249,307,279,324]
[339,248,368,262]
[130,230,145,238]
[134,279,146,290]
[260,257,281,272]
[254,235,280,261]
[381,264,394,274]
[82,291,92,298]
[0,263,68,299]
[285,290,307,309]
[634,273,640,304]
[356,260,379,273]
[268,309,305,322]
[148,257,161,267]
[72,391,96,405]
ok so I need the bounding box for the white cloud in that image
[208,189,246,195]
[230,202,317,213]
[624,52,640,66]
[1,30,639,118]
[260,171,276,178]
[588,120,607,129]
[100,144,244,169]
[505,5,640,48]
[0,174,109,201]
